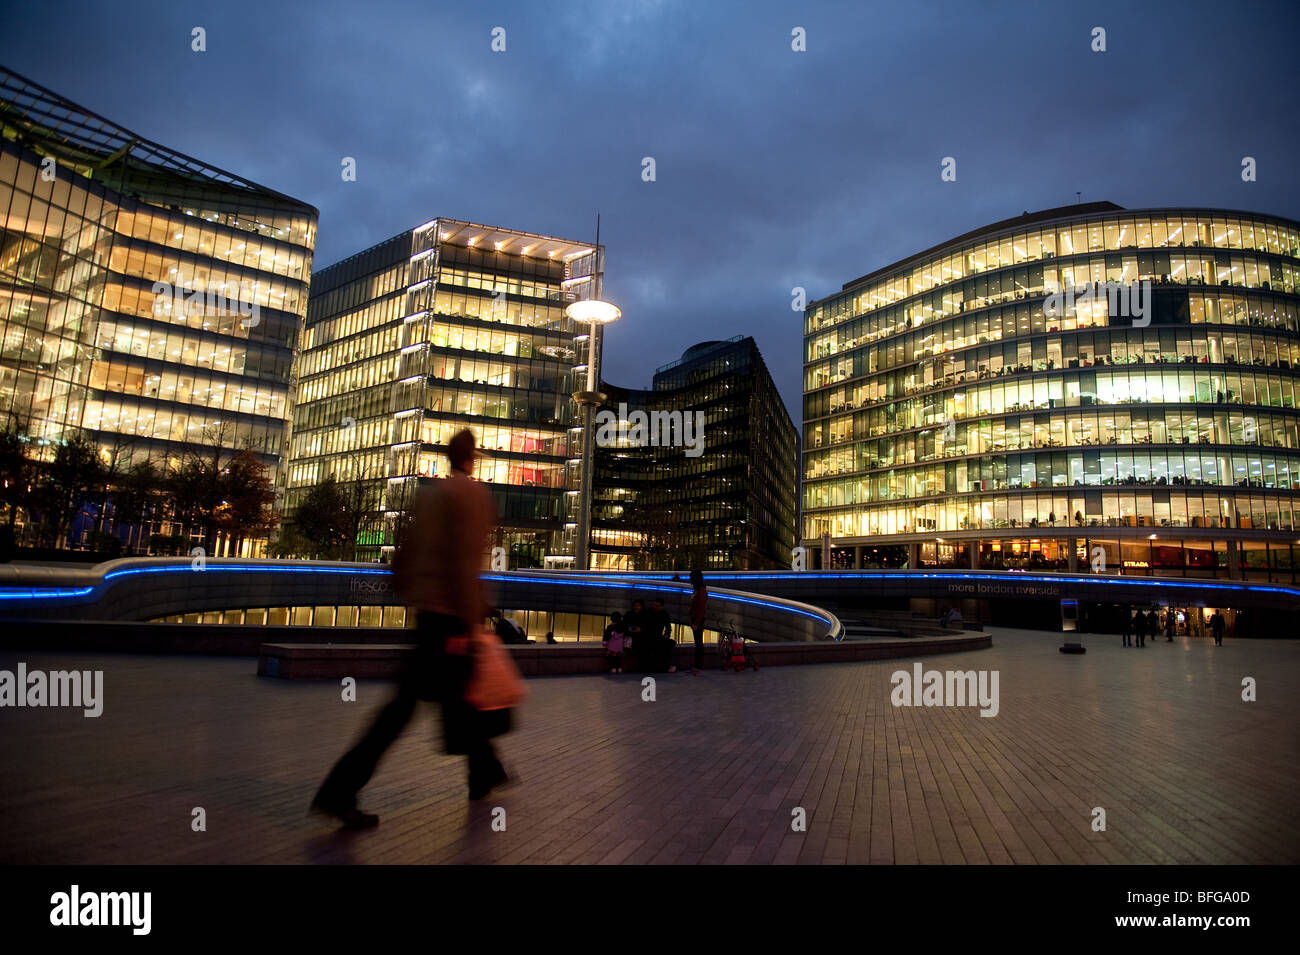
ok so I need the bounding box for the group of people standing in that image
[1122,609,1228,646]
[1122,608,1174,647]
[602,570,709,675]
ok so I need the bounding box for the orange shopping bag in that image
[464,628,528,711]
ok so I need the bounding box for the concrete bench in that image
[257,632,993,681]
[258,643,415,680]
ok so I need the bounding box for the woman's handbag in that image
[463,628,527,711]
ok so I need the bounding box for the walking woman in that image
[311,429,509,828]
[690,569,707,675]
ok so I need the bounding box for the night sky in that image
[3,0,1298,419]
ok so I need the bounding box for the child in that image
[603,612,625,673]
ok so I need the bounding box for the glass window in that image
[1104,220,1121,251]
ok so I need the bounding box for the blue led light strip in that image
[482,574,833,624]
[0,563,836,626]
[0,587,95,600]
[3,563,1295,617]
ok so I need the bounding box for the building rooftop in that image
[312,217,598,278]
[655,335,749,374]
[429,218,596,261]
[0,64,317,214]
[838,202,1124,296]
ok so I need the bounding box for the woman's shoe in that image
[469,765,509,800]
[311,798,379,829]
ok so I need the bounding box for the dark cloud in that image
[4,0,1298,417]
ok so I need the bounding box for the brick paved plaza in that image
[1,627,1296,865]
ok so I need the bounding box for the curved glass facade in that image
[802,204,1300,582]
[0,66,316,555]
[1,69,316,460]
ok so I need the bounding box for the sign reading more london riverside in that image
[945,580,1061,598]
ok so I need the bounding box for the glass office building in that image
[803,203,1300,582]
[592,336,799,570]
[286,219,598,565]
[0,67,317,552]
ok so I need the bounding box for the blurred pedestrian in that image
[311,428,509,827]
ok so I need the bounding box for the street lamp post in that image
[565,298,620,572]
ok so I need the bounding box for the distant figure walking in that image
[311,429,509,828]
[647,597,676,673]
[1122,613,1133,647]
[1210,611,1226,646]
[689,569,707,675]
[1145,610,1160,644]
[1134,610,1147,647]
[1164,610,1176,642]
[623,598,647,669]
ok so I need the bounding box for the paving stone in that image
[0,629,1295,864]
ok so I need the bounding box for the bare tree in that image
[168,421,236,555]
[0,416,33,544]
[337,451,384,561]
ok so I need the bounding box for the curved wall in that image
[0,559,841,642]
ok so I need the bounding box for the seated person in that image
[492,610,528,645]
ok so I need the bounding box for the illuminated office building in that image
[592,336,799,571]
[0,67,317,551]
[803,203,1300,583]
[286,219,599,565]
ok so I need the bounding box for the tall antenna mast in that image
[594,213,602,299]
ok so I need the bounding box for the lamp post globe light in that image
[566,298,621,571]
[565,299,622,325]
